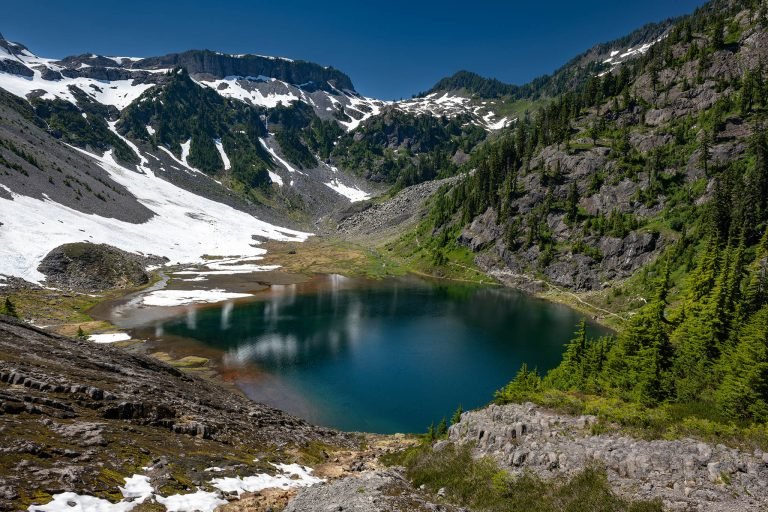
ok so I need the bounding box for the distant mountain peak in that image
[422,70,518,99]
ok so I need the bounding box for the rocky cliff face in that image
[132,50,355,91]
[439,1,768,294]
[449,403,768,512]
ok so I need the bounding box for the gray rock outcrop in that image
[37,243,167,292]
[449,403,768,511]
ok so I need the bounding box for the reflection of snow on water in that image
[186,307,197,330]
[221,301,234,330]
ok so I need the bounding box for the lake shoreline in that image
[91,265,606,434]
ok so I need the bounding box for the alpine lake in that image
[111,274,608,434]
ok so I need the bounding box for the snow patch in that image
[267,170,284,186]
[173,256,281,276]
[119,475,153,502]
[107,122,151,173]
[27,492,137,512]
[156,146,202,175]
[180,139,192,166]
[211,463,323,497]
[200,78,299,108]
[324,180,370,202]
[0,46,154,110]
[31,464,323,512]
[88,333,132,344]
[214,139,231,170]
[29,474,152,512]
[259,138,303,175]
[141,289,252,307]
[156,491,227,512]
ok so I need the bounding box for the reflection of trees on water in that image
[161,279,381,368]
[158,277,602,371]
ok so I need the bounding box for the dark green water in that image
[135,275,607,433]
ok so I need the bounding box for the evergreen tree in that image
[604,267,673,405]
[495,363,542,403]
[546,320,589,391]
[699,130,712,177]
[566,182,579,225]
[3,297,17,318]
[715,306,768,421]
[711,17,725,51]
[427,422,436,441]
[436,417,448,438]
[450,405,464,426]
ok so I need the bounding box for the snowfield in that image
[0,147,311,283]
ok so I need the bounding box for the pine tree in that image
[566,182,579,225]
[546,320,589,391]
[450,405,464,426]
[741,71,755,116]
[737,230,768,321]
[605,267,673,405]
[699,130,712,177]
[3,297,17,318]
[436,418,448,438]
[427,422,436,441]
[712,17,725,51]
[715,306,768,421]
[495,363,542,403]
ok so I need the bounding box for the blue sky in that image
[2,0,707,99]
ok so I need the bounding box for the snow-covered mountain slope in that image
[0,88,311,283]
[0,35,513,134]
[0,146,310,283]
[396,93,512,130]
[599,36,665,76]
[0,38,163,109]
[0,37,386,130]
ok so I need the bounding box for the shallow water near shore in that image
[115,274,608,434]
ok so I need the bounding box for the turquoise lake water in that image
[133,275,607,434]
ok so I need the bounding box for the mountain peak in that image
[423,70,518,99]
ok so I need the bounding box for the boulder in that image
[37,242,167,292]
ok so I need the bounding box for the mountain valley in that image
[4,0,768,510]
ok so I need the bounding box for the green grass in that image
[385,219,498,285]
[383,443,663,512]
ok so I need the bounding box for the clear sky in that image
[2,0,708,100]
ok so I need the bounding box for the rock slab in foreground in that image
[449,403,768,512]
[285,469,465,512]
